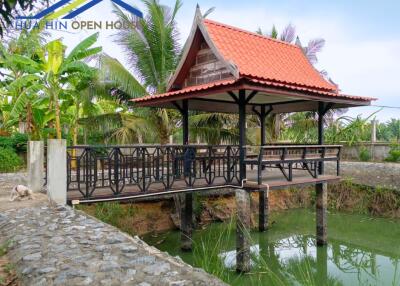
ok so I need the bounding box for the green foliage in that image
[0,240,11,256]
[0,147,23,172]
[358,146,371,162]
[94,202,126,226]
[193,193,205,218]
[193,218,238,283]
[92,202,137,235]
[0,133,28,153]
[0,0,47,37]
[385,144,400,162]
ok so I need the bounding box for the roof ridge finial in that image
[195,4,202,20]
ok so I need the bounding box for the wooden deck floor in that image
[67,167,340,202]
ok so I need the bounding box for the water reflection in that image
[144,210,400,285]
[244,234,400,285]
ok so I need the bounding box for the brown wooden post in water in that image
[259,190,269,231]
[177,99,193,251]
[236,188,251,273]
[316,183,327,245]
[254,105,272,232]
[316,102,329,245]
[181,191,193,251]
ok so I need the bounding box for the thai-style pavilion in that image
[68,7,374,273]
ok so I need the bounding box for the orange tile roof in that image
[204,19,338,93]
[133,79,236,103]
[133,78,374,104]
[132,16,374,106]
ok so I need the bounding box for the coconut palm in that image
[94,0,182,144]
[256,24,338,141]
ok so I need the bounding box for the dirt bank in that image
[79,187,313,236]
[79,180,400,237]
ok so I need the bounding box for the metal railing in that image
[244,145,342,184]
[66,144,341,200]
[67,145,240,199]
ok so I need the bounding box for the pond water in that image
[143,209,400,286]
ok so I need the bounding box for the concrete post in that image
[236,189,251,273]
[259,190,269,231]
[316,182,327,245]
[27,141,44,192]
[371,119,377,143]
[180,193,193,251]
[47,139,67,205]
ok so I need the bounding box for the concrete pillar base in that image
[27,141,44,192]
[180,193,193,251]
[236,189,251,273]
[316,182,327,245]
[259,190,269,232]
[47,139,67,205]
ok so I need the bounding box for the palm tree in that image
[257,24,336,142]
[95,0,182,144]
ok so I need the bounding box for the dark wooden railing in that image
[67,145,240,199]
[244,145,341,184]
[66,144,341,200]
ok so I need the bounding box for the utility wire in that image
[369,105,400,109]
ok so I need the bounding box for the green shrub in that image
[11,133,28,152]
[358,146,371,162]
[0,147,23,173]
[386,150,400,162]
[0,133,28,153]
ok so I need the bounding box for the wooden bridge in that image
[67,144,341,202]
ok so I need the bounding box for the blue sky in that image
[50,0,400,122]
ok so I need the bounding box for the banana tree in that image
[38,33,102,139]
[0,41,44,136]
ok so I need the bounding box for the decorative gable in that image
[184,42,233,87]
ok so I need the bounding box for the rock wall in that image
[0,204,227,286]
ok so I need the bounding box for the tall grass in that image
[193,218,238,283]
[192,217,299,285]
[192,217,344,286]
[91,202,137,235]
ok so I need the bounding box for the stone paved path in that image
[0,205,227,286]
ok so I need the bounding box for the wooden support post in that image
[317,102,328,246]
[259,190,269,232]
[316,182,327,245]
[238,90,246,181]
[182,99,189,145]
[179,99,193,251]
[260,105,266,146]
[181,192,193,251]
[236,189,251,273]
